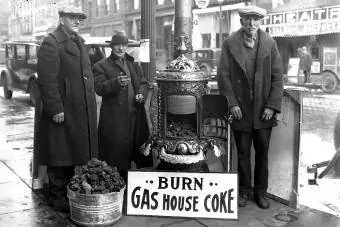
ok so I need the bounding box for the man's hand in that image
[230,106,242,120]
[118,74,131,86]
[53,112,64,123]
[261,108,274,121]
[135,93,145,104]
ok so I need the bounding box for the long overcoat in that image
[37,25,98,166]
[93,53,150,171]
[217,29,283,130]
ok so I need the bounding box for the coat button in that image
[237,97,241,101]
[237,80,241,83]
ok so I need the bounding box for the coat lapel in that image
[126,60,138,93]
[65,40,80,57]
[108,54,128,75]
[51,25,80,57]
[228,30,246,74]
[256,30,272,62]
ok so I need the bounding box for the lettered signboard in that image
[127,171,238,220]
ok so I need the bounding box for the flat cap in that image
[238,5,267,18]
[58,6,87,19]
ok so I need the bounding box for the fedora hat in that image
[106,30,129,45]
[58,6,87,20]
[238,5,267,18]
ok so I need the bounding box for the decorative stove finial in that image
[178,35,188,56]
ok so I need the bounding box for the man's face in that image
[61,15,83,33]
[111,43,128,59]
[240,15,262,36]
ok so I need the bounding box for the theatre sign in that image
[261,5,340,37]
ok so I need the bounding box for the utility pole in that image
[141,0,156,82]
[174,0,192,58]
[217,0,224,48]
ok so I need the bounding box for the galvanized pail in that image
[67,186,125,227]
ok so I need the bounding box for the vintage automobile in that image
[0,37,140,106]
[191,48,221,79]
[0,41,40,106]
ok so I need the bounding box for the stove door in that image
[201,94,229,139]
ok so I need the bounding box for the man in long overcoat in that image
[217,5,283,209]
[36,6,98,211]
[93,31,151,180]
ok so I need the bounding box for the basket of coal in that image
[67,158,125,226]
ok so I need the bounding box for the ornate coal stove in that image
[142,36,231,172]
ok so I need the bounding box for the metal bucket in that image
[67,186,125,227]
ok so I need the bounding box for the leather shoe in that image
[238,193,248,207]
[255,195,270,209]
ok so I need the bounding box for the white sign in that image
[262,5,340,37]
[287,58,301,83]
[139,39,150,63]
[127,171,238,219]
[311,61,320,74]
[195,0,210,9]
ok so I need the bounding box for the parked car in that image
[0,41,40,106]
[0,37,141,107]
[192,48,221,79]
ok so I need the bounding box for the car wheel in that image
[29,80,38,107]
[3,75,13,99]
[321,72,338,93]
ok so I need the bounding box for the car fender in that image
[199,63,211,74]
[0,69,12,88]
[322,69,340,82]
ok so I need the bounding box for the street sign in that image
[195,0,210,9]
[127,171,238,220]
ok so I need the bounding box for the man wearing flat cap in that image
[93,30,151,180]
[217,5,283,209]
[36,6,98,211]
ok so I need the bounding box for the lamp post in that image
[217,0,223,48]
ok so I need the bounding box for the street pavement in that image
[0,90,339,226]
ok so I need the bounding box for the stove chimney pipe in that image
[174,0,192,59]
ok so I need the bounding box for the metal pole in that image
[219,3,223,48]
[141,0,156,82]
[174,0,192,58]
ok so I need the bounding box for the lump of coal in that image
[69,158,125,194]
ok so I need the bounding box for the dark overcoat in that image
[93,53,150,171]
[217,29,283,130]
[37,25,98,166]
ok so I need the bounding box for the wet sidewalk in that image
[0,160,339,227]
[0,93,340,226]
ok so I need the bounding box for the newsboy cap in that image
[238,5,267,18]
[58,6,87,19]
[106,30,129,45]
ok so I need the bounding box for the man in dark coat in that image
[217,5,283,209]
[299,46,312,83]
[93,31,151,180]
[37,6,98,211]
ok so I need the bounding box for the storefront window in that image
[134,0,139,9]
[115,0,120,11]
[311,46,320,59]
[96,0,100,17]
[201,33,211,48]
[157,0,164,5]
[104,0,110,15]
